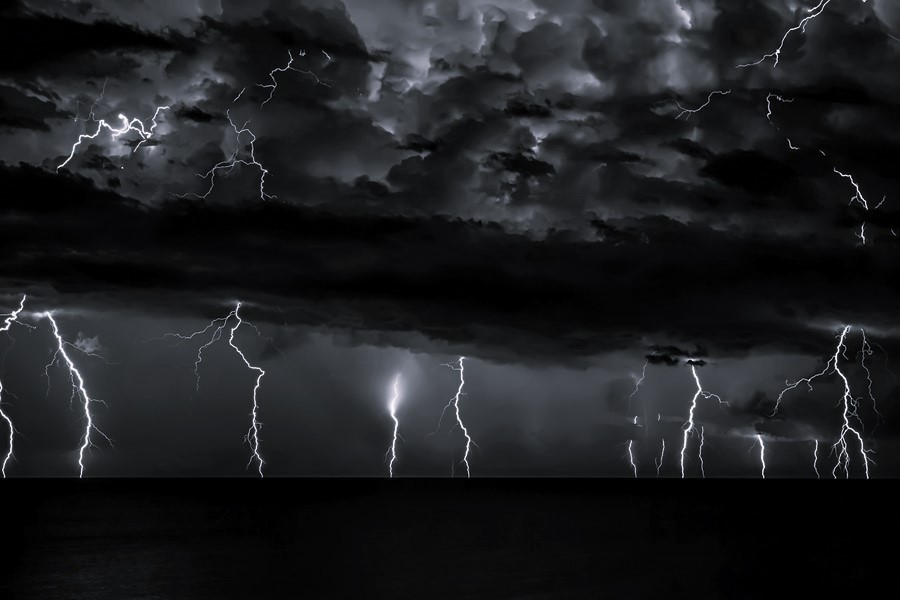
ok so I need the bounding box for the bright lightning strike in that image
[0,295,27,477]
[756,434,767,479]
[672,90,731,120]
[626,416,638,478]
[680,363,726,478]
[773,326,875,479]
[159,302,268,476]
[737,0,836,68]
[813,439,821,478]
[386,374,401,478]
[41,311,112,478]
[433,357,475,477]
[178,110,274,201]
[57,85,169,170]
[766,93,794,127]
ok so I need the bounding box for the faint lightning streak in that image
[680,364,725,478]
[737,0,835,68]
[227,302,266,477]
[386,374,401,478]
[626,360,648,412]
[57,104,169,170]
[672,90,731,120]
[256,49,330,108]
[41,312,112,478]
[0,295,27,477]
[178,110,274,201]
[655,439,665,477]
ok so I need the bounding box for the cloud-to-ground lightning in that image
[680,363,726,478]
[0,296,27,477]
[385,374,401,477]
[626,416,638,478]
[756,434,767,479]
[813,440,820,478]
[671,90,731,120]
[41,312,112,478]
[256,49,330,108]
[178,110,274,201]
[773,326,875,478]
[655,439,665,477]
[737,0,837,68]
[57,81,169,170]
[431,357,476,477]
[158,302,268,476]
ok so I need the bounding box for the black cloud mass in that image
[1,0,899,478]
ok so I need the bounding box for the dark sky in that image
[1,0,899,477]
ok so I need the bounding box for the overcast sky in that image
[1,0,899,477]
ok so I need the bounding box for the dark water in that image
[2,479,895,598]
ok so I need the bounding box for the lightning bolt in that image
[178,110,274,201]
[41,311,112,478]
[756,434,767,479]
[655,439,666,477]
[0,295,27,477]
[386,374,401,478]
[432,357,475,477]
[626,416,638,478]
[680,363,726,478]
[671,90,731,120]
[737,0,837,68]
[698,426,706,478]
[57,82,169,171]
[256,49,330,108]
[766,93,794,127]
[159,302,267,476]
[813,439,821,478]
[773,326,875,479]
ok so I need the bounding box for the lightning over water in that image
[432,357,475,478]
[386,374,401,478]
[0,296,27,477]
[41,312,112,478]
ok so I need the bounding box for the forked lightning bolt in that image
[41,312,112,478]
[680,364,726,478]
[432,357,475,477]
[0,296,27,477]
[58,83,169,170]
[773,326,875,478]
[256,49,330,108]
[385,374,401,477]
[178,110,274,201]
[160,302,267,476]
[672,90,731,120]
[737,0,840,68]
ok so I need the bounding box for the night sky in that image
[1,0,900,478]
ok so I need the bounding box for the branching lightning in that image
[41,311,112,478]
[680,363,726,478]
[386,374,401,477]
[178,110,274,201]
[256,49,330,108]
[159,302,268,476]
[58,81,169,171]
[672,90,731,120]
[773,326,875,478]
[0,295,27,477]
[737,0,837,68]
[432,357,476,477]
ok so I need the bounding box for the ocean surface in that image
[2,479,894,598]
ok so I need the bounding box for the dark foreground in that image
[2,479,896,599]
